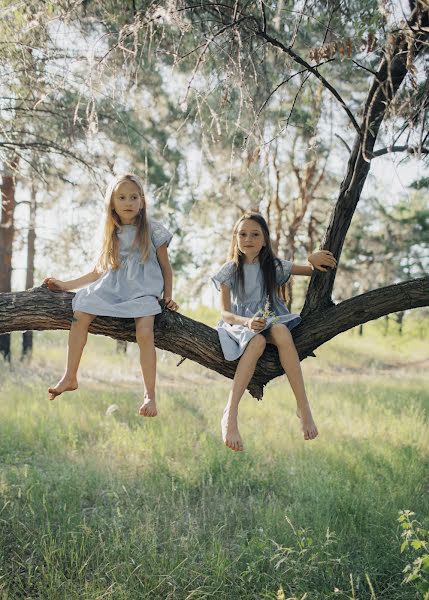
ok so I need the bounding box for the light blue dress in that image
[212,259,301,361]
[72,219,172,318]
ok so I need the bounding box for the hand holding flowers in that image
[246,298,279,332]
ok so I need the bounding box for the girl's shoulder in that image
[275,256,293,269]
[274,256,293,285]
[148,216,164,227]
[148,218,173,249]
[147,217,166,232]
[218,260,237,275]
[221,259,235,269]
[211,260,237,290]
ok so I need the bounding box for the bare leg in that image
[135,316,157,417]
[48,311,96,400]
[222,334,266,452]
[266,324,318,440]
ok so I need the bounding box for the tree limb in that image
[371,145,429,157]
[301,3,429,317]
[1,278,427,399]
[254,29,361,135]
[334,133,352,154]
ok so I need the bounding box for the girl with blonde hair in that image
[45,173,178,416]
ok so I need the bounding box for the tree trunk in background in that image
[0,161,17,361]
[396,311,405,336]
[383,314,389,336]
[22,182,37,360]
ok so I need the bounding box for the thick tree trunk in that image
[1,279,427,398]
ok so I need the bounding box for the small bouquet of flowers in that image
[254,297,279,324]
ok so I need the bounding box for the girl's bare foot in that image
[139,394,157,417]
[221,404,243,451]
[48,377,78,401]
[296,405,318,440]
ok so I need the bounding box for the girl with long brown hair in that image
[45,173,178,417]
[212,211,336,451]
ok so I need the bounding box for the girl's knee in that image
[135,325,154,344]
[251,334,266,354]
[72,311,95,325]
[271,323,292,342]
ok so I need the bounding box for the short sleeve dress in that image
[212,259,301,361]
[72,219,172,318]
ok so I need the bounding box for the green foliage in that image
[410,177,429,190]
[399,511,429,599]
[337,192,429,300]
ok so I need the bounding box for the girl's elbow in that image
[221,310,233,322]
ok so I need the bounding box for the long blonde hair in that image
[98,173,150,270]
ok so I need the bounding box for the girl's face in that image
[112,180,143,225]
[236,218,266,263]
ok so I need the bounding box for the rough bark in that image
[1,279,427,398]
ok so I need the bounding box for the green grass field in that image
[0,315,428,599]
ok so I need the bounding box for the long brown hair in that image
[98,173,150,270]
[228,211,288,305]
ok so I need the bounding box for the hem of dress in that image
[218,314,301,362]
[72,307,162,318]
[71,299,162,318]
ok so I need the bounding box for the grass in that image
[0,318,428,599]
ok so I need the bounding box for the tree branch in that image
[254,29,361,135]
[1,278,428,399]
[334,133,352,154]
[294,276,429,357]
[257,59,334,118]
[301,3,429,317]
[371,145,429,157]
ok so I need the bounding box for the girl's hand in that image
[246,315,266,332]
[308,250,337,272]
[164,297,179,311]
[43,277,70,291]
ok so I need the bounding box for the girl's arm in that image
[44,270,102,291]
[156,244,178,310]
[220,283,246,325]
[291,250,337,276]
[220,284,265,331]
